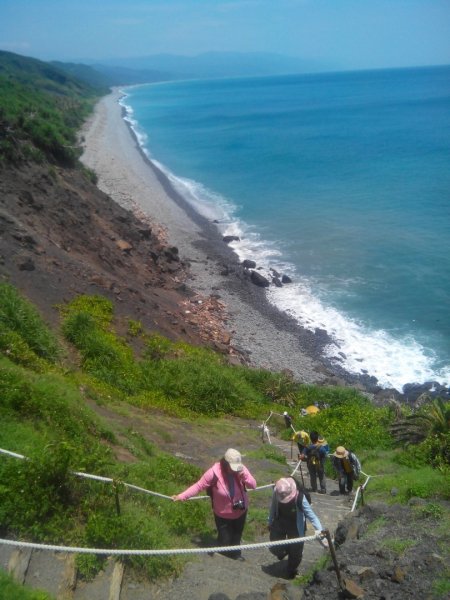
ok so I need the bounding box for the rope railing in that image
[0,532,321,556]
[0,447,275,503]
[350,472,371,512]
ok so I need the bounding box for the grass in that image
[381,538,417,555]
[0,570,53,600]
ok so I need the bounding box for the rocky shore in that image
[77,90,334,384]
[2,87,447,403]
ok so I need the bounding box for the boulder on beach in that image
[281,274,292,284]
[250,270,270,287]
[272,276,283,287]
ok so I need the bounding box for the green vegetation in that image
[0,50,105,165]
[432,575,450,599]
[0,570,53,600]
[0,284,449,586]
[382,538,417,555]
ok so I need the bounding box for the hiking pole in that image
[299,460,305,488]
[323,529,362,597]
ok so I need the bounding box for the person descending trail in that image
[332,446,361,494]
[268,477,324,579]
[173,448,256,560]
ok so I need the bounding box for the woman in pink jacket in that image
[173,448,256,560]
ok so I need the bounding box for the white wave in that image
[119,90,450,392]
[268,282,450,391]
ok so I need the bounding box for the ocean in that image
[121,66,450,392]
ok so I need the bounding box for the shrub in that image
[0,443,79,535]
[0,283,59,363]
[292,392,392,452]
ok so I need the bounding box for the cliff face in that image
[0,162,228,348]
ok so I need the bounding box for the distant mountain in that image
[90,51,328,82]
[51,60,113,89]
[90,64,170,86]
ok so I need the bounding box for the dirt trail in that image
[1,403,352,600]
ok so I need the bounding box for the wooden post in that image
[113,481,121,516]
[323,529,344,590]
[360,485,365,506]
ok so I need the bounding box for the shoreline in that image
[80,89,384,392]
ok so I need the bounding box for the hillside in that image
[0,51,449,599]
[0,50,232,351]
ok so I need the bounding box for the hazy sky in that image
[1,0,449,71]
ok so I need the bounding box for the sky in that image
[0,0,449,72]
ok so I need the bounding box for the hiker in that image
[172,448,256,560]
[292,430,310,457]
[303,431,328,494]
[268,477,324,579]
[332,446,361,494]
[283,411,293,429]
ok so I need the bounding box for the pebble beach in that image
[80,89,338,386]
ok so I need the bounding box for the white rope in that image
[0,533,320,556]
[0,448,275,503]
[351,474,371,512]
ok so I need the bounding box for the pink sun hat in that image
[275,477,298,504]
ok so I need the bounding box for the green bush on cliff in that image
[61,295,267,416]
[0,283,60,366]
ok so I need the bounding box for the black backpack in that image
[292,477,312,506]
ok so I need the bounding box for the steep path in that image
[1,423,353,600]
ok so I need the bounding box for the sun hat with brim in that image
[275,477,298,504]
[333,446,349,458]
[224,448,244,472]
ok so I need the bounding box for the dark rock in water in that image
[223,235,240,244]
[250,270,270,287]
[270,267,281,278]
[242,259,256,269]
[402,381,449,404]
[281,274,292,283]
[373,388,402,406]
[272,276,283,287]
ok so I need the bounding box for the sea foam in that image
[119,89,450,393]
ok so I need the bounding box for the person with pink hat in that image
[173,448,256,560]
[268,477,324,579]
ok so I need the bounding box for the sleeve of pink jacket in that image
[240,466,257,490]
[177,465,217,501]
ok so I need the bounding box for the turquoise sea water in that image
[122,66,450,391]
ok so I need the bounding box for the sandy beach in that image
[80,89,344,386]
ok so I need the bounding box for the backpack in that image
[308,445,323,467]
[349,452,361,479]
[292,477,312,506]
